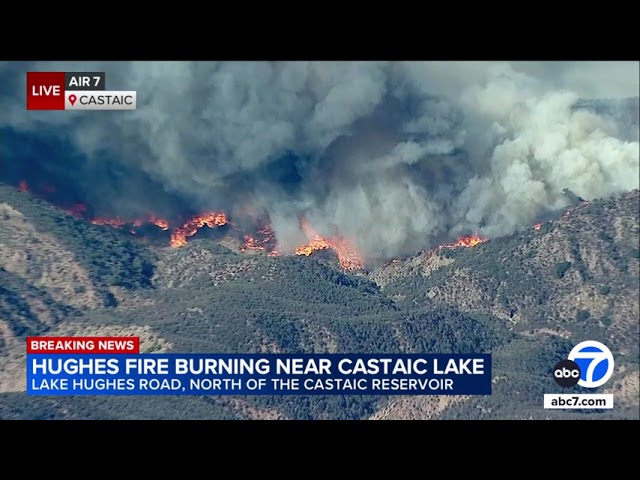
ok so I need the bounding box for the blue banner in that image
[27,353,492,395]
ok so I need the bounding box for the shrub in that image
[576,310,591,322]
[555,261,572,278]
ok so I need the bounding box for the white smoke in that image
[1,61,638,260]
[449,69,639,239]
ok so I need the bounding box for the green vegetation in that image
[555,261,572,278]
[600,316,613,327]
[576,309,591,321]
[599,285,611,295]
[0,184,638,420]
[0,186,157,305]
[0,268,79,347]
[384,192,639,348]
[0,246,517,420]
[441,248,458,259]
[0,393,239,420]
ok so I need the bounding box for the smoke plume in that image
[1,61,638,260]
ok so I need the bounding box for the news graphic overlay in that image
[568,340,615,388]
[544,340,615,409]
[26,337,492,396]
[27,72,136,110]
[26,72,65,110]
[552,359,581,388]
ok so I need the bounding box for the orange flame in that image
[91,214,171,232]
[426,233,488,254]
[13,176,490,266]
[242,235,261,250]
[294,217,364,271]
[92,217,126,227]
[240,224,278,255]
[149,216,170,231]
[441,233,487,249]
[170,212,228,247]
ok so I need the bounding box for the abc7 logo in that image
[553,360,581,387]
[553,340,615,388]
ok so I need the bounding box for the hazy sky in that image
[512,61,639,98]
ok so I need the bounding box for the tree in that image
[576,310,591,322]
[555,261,572,279]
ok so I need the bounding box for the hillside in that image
[0,183,638,419]
[374,191,639,354]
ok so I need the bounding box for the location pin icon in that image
[69,94,77,106]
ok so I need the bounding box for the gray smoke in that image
[1,61,638,260]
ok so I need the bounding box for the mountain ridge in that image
[0,183,638,419]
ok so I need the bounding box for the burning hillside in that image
[170,212,228,248]
[12,179,495,272]
[240,225,280,256]
[4,61,637,284]
[438,234,487,249]
[294,216,364,271]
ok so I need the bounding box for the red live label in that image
[26,336,140,354]
[26,72,65,110]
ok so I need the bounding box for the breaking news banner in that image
[26,72,136,111]
[26,337,492,396]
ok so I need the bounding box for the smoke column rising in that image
[1,61,638,260]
